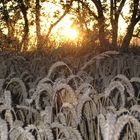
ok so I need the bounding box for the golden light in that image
[67,28,78,40]
[28,2,80,50]
[61,27,79,40]
[54,16,79,41]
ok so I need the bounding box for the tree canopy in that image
[0,0,140,52]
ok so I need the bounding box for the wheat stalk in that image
[112,74,135,98]
[99,112,116,140]
[0,118,8,140]
[47,61,72,79]
[51,122,70,139]
[113,115,140,140]
[53,83,77,106]
[80,51,119,71]
[104,81,125,107]
[6,77,27,103]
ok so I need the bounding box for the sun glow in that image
[57,16,80,40]
[65,28,78,40]
[40,2,79,41]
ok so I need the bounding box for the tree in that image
[121,0,140,50]
[110,0,126,48]
[77,0,140,50]
[0,0,15,37]
[92,0,108,47]
[0,0,21,51]
[77,0,109,47]
[35,0,41,49]
[15,0,30,51]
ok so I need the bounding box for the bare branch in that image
[78,0,98,19]
[117,0,127,16]
[46,0,73,38]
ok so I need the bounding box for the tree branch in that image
[46,0,73,38]
[78,0,98,19]
[117,0,126,16]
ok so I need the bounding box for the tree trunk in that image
[6,21,14,38]
[121,0,140,51]
[94,0,108,47]
[110,0,126,48]
[111,20,118,48]
[122,0,140,51]
[18,0,29,51]
[121,23,135,51]
[21,10,29,51]
[98,17,108,47]
[35,0,41,50]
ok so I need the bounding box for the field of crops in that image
[0,50,140,140]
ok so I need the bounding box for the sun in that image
[63,27,78,40]
[59,26,79,40]
[54,16,79,40]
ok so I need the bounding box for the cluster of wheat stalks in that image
[0,51,139,140]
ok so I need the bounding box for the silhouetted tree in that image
[110,0,126,48]
[36,0,41,49]
[0,0,21,51]
[77,0,109,47]
[0,0,14,37]
[16,0,29,51]
[121,0,140,51]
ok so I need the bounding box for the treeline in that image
[0,0,140,52]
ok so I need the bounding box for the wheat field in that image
[0,51,139,140]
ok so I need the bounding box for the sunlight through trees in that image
[0,0,140,51]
